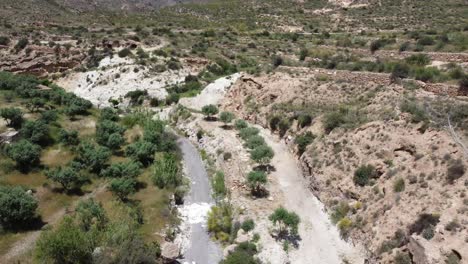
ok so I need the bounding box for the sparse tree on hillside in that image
[0,107,23,128]
[46,166,87,192]
[247,171,267,197]
[7,140,41,171]
[250,145,274,168]
[0,186,38,229]
[202,104,219,121]
[109,177,137,201]
[220,111,235,127]
[269,207,300,236]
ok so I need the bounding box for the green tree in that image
[0,186,38,229]
[126,140,156,166]
[26,98,46,112]
[76,142,111,173]
[250,145,274,166]
[234,119,248,130]
[294,132,315,155]
[14,38,29,51]
[35,217,94,264]
[239,127,260,140]
[152,153,181,188]
[75,199,108,231]
[101,161,142,178]
[100,107,119,121]
[269,207,300,236]
[109,177,137,201]
[245,135,265,149]
[6,140,41,171]
[247,171,267,197]
[220,111,235,127]
[46,166,86,192]
[0,107,23,128]
[207,203,233,242]
[202,104,219,120]
[58,129,80,146]
[278,118,291,137]
[20,120,50,144]
[96,120,126,150]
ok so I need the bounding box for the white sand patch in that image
[175,202,213,254]
[179,73,241,110]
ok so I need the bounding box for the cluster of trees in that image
[35,199,162,264]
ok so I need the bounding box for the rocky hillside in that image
[55,0,209,12]
[221,68,468,263]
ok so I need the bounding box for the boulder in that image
[408,235,442,264]
[161,242,180,260]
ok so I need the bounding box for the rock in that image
[408,235,442,264]
[235,230,250,244]
[267,196,274,201]
[223,244,237,257]
[161,242,180,260]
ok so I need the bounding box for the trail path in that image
[257,126,366,263]
[177,137,223,264]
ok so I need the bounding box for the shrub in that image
[208,203,233,242]
[125,90,148,106]
[152,153,181,189]
[417,36,434,46]
[14,38,29,51]
[96,120,126,150]
[278,118,291,137]
[269,207,300,236]
[221,242,259,264]
[118,48,132,58]
[394,252,412,264]
[405,54,430,66]
[331,201,350,224]
[247,170,267,196]
[75,199,107,231]
[0,36,10,46]
[220,111,235,126]
[299,48,308,61]
[269,115,281,131]
[213,171,226,198]
[241,219,255,232]
[323,109,346,133]
[370,39,385,53]
[297,113,312,128]
[0,186,38,229]
[40,110,58,123]
[202,104,219,120]
[100,107,119,121]
[400,100,429,123]
[272,56,283,67]
[250,145,274,166]
[378,229,407,254]
[338,217,353,237]
[234,119,248,130]
[447,159,465,184]
[245,135,265,149]
[239,127,259,140]
[6,140,41,170]
[353,165,375,186]
[35,217,94,264]
[391,63,410,81]
[393,178,405,192]
[294,132,315,155]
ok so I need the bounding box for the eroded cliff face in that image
[221,68,468,263]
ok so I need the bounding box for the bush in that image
[272,56,283,67]
[75,199,107,231]
[400,100,429,123]
[391,63,410,81]
[125,90,148,106]
[6,140,41,170]
[207,203,233,242]
[118,48,132,58]
[100,107,119,121]
[0,186,38,229]
[96,120,126,150]
[0,36,10,46]
[405,54,430,66]
[152,153,181,189]
[393,178,405,192]
[241,219,255,232]
[417,36,434,46]
[245,135,265,149]
[338,217,353,237]
[269,207,300,236]
[220,111,235,126]
[202,104,219,120]
[234,119,248,130]
[394,252,412,264]
[353,165,375,186]
[269,115,281,131]
[36,217,94,264]
[294,132,315,155]
[331,201,350,224]
[247,170,267,196]
[213,171,226,197]
[239,127,259,140]
[250,145,274,166]
[221,242,259,264]
[14,38,29,51]
[297,113,312,128]
[278,118,291,137]
[378,229,406,254]
[447,159,465,184]
[323,109,346,133]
